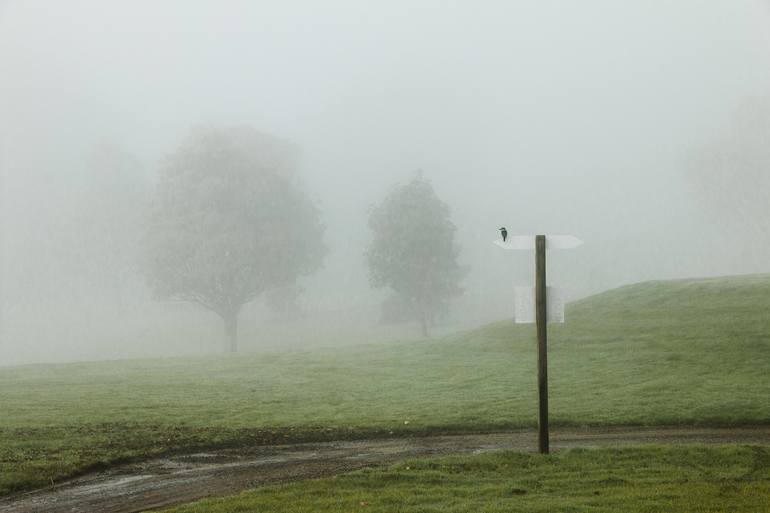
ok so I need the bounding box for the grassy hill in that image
[1,274,769,495]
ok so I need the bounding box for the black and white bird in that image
[499,227,508,242]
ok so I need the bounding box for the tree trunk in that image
[223,310,239,353]
[419,308,430,338]
[417,289,431,338]
[418,278,431,338]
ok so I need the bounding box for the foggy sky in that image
[2,1,770,364]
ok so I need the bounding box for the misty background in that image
[2,1,770,365]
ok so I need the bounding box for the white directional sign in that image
[514,286,565,324]
[494,232,582,454]
[493,235,583,250]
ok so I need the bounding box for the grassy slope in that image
[2,274,770,495]
[158,445,770,513]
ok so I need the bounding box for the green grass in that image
[157,445,770,513]
[2,274,770,496]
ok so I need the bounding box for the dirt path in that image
[2,427,769,513]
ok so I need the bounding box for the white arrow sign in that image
[493,234,583,250]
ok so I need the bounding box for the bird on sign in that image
[499,227,507,242]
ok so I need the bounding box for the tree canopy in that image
[144,126,325,352]
[366,175,465,336]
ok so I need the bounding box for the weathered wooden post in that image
[535,234,549,454]
[494,233,582,455]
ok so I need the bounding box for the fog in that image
[2,1,770,365]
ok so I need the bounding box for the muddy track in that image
[2,427,769,513]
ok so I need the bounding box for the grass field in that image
[2,274,770,496]
[157,445,770,513]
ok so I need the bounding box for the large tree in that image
[366,175,465,337]
[686,94,770,241]
[71,142,148,304]
[144,126,325,352]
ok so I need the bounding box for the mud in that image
[1,427,768,513]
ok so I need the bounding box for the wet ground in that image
[2,427,769,513]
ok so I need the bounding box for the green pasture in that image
[2,274,769,495]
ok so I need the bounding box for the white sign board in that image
[514,286,565,324]
[493,235,583,250]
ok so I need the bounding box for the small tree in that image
[144,126,325,352]
[366,175,465,336]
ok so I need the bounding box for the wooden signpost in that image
[494,233,583,454]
